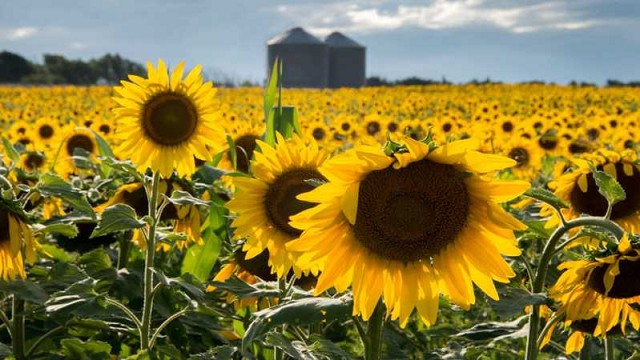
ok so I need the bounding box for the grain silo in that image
[325,32,366,88]
[267,27,328,88]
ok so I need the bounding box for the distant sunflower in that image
[18,151,47,173]
[113,59,224,178]
[549,234,640,340]
[226,134,328,278]
[54,127,99,177]
[287,136,529,325]
[33,117,58,150]
[0,200,37,280]
[542,149,640,232]
[219,121,265,173]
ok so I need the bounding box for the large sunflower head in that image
[550,234,640,338]
[113,59,224,178]
[543,149,640,232]
[0,199,37,281]
[226,133,328,278]
[287,135,530,326]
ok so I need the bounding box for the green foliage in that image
[591,166,626,207]
[91,204,145,238]
[36,173,96,218]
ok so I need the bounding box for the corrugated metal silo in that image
[325,32,366,88]
[267,27,328,88]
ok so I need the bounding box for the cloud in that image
[276,0,602,35]
[0,27,39,40]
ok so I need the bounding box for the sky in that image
[1,0,640,85]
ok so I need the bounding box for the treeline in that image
[366,76,640,88]
[0,50,145,85]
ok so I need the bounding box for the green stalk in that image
[579,337,591,360]
[524,217,624,360]
[117,234,132,270]
[139,171,161,351]
[12,298,25,360]
[365,301,385,360]
[604,337,614,360]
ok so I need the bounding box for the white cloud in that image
[276,0,601,35]
[69,41,87,50]
[0,27,39,40]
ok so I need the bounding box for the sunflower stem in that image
[140,171,161,351]
[579,337,591,359]
[117,233,131,269]
[365,300,385,360]
[604,337,614,360]
[12,297,25,360]
[525,216,625,360]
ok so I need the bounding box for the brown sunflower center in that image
[366,121,381,136]
[588,259,640,298]
[312,127,326,141]
[568,140,590,154]
[23,153,45,170]
[66,134,95,156]
[232,134,260,173]
[353,159,469,262]
[538,135,558,150]
[502,121,514,132]
[570,318,622,335]
[38,124,54,139]
[570,163,640,219]
[235,248,276,281]
[0,210,9,245]
[142,93,198,146]
[264,168,326,237]
[508,147,529,167]
[99,124,111,135]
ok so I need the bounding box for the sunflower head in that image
[287,135,529,325]
[226,133,328,278]
[113,59,224,178]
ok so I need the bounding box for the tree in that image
[0,51,34,83]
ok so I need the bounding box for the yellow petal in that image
[342,182,360,225]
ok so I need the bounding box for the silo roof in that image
[268,27,323,45]
[325,32,364,48]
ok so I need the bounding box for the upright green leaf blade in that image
[1,137,19,164]
[181,230,222,282]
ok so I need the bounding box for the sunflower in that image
[0,200,37,280]
[55,127,99,177]
[548,234,640,345]
[33,117,59,150]
[94,181,202,251]
[287,136,529,326]
[18,151,47,173]
[226,134,328,278]
[112,59,224,178]
[219,120,265,173]
[542,149,640,232]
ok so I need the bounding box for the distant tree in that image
[366,76,391,86]
[395,76,439,86]
[90,54,145,84]
[0,51,34,83]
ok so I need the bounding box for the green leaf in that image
[91,204,145,238]
[77,248,113,276]
[242,295,353,354]
[263,59,280,146]
[489,287,547,318]
[307,334,353,360]
[181,230,222,282]
[265,107,277,147]
[275,106,300,139]
[91,129,115,178]
[168,190,210,207]
[226,134,237,170]
[33,223,79,237]
[60,338,112,360]
[193,165,229,184]
[2,136,20,164]
[101,157,141,179]
[455,316,527,341]
[524,188,568,210]
[154,271,205,302]
[36,173,95,218]
[41,244,78,262]
[591,166,626,206]
[265,333,316,360]
[0,279,48,303]
[211,276,281,300]
[188,346,237,360]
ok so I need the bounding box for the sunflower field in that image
[0,60,639,360]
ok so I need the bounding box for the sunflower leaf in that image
[91,204,145,238]
[1,137,20,164]
[242,295,353,355]
[32,223,79,238]
[590,166,626,207]
[168,190,210,207]
[489,287,547,318]
[181,229,222,282]
[36,173,96,218]
[524,188,569,210]
[0,279,48,304]
[264,58,280,146]
[60,338,112,360]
